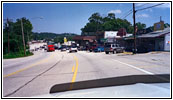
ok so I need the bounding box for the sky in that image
[3,2,170,34]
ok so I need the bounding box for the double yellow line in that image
[71,55,79,83]
[70,55,79,90]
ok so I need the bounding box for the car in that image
[89,44,97,52]
[94,46,104,52]
[69,45,78,53]
[104,43,124,54]
[61,47,66,52]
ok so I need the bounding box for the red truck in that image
[47,44,55,52]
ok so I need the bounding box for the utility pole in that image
[21,19,26,56]
[27,31,29,42]
[160,16,162,22]
[7,18,10,53]
[133,3,137,54]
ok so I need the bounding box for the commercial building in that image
[124,28,170,52]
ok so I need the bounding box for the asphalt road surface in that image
[3,50,170,97]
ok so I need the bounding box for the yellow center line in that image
[71,56,78,83]
[72,65,75,72]
[3,54,54,78]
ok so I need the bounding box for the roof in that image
[138,28,170,38]
[73,36,84,40]
[83,36,96,40]
[125,28,170,40]
[73,36,96,41]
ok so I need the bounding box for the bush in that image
[3,51,33,59]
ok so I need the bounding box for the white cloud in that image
[137,14,149,18]
[108,10,121,14]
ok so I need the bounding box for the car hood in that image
[35,83,170,97]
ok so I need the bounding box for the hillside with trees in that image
[32,32,77,43]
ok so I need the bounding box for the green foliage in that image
[81,12,146,35]
[164,23,170,28]
[136,22,146,30]
[3,51,33,59]
[3,17,33,57]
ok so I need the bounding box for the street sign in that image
[64,37,67,43]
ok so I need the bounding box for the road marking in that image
[71,56,79,83]
[112,59,154,75]
[3,54,54,78]
[72,65,75,72]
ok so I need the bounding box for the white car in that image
[69,46,78,53]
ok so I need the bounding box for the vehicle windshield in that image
[105,44,111,47]
[71,46,76,48]
[2,2,170,98]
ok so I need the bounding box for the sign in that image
[64,37,67,43]
[100,38,107,42]
[104,31,118,38]
[154,21,164,31]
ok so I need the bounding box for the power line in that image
[135,3,149,8]
[136,3,164,12]
[120,9,132,19]
[120,9,132,18]
[122,10,133,19]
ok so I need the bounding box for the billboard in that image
[154,21,164,31]
[104,31,118,38]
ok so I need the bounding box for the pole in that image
[160,16,162,22]
[133,3,136,54]
[21,19,26,56]
[7,18,10,53]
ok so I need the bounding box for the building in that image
[73,36,96,47]
[124,28,170,52]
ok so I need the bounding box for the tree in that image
[3,17,33,54]
[81,12,146,35]
[107,13,115,19]
[136,22,146,30]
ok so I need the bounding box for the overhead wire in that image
[135,3,149,8]
[136,3,165,12]
[120,3,165,19]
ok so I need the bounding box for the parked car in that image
[89,44,97,52]
[54,44,58,50]
[104,43,124,54]
[94,46,104,52]
[69,45,78,53]
[60,45,67,52]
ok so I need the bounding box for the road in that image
[3,50,170,97]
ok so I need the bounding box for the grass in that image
[3,51,33,59]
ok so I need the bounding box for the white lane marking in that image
[112,59,154,75]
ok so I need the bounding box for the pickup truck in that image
[104,43,124,54]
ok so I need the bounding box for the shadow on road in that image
[50,74,170,94]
